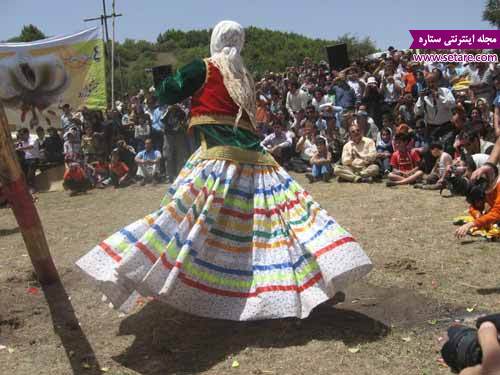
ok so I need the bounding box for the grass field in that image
[0,173,498,375]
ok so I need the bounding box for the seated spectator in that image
[295,120,318,164]
[115,139,138,179]
[386,133,423,187]
[63,162,92,196]
[334,124,380,183]
[91,157,109,188]
[135,138,162,185]
[455,167,500,238]
[416,142,453,190]
[460,127,495,156]
[109,150,130,188]
[376,127,394,175]
[413,119,430,152]
[261,122,293,166]
[355,109,379,142]
[43,127,64,164]
[306,137,332,183]
[15,128,40,192]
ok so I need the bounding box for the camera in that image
[441,313,500,373]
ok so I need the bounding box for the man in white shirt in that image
[334,124,380,183]
[414,78,456,139]
[16,128,40,192]
[261,122,293,165]
[286,81,310,121]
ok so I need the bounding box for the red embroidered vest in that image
[189,59,254,132]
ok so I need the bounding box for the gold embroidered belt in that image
[198,136,278,167]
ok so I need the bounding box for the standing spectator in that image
[16,128,40,192]
[63,131,82,164]
[163,104,190,182]
[306,137,332,183]
[494,75,500,138]
[43,127,64,164]
[381,75,402,114]
[286,81,310,120]
[35,126,46,163]
[151,102,167,174]
[362,76,384,126]
[332,75,356,111]
[414,76,456,140]
[81,126,96,164]
[347,70,365,104]
[134,113,151,152]
[135,138,162,185]
[60,104,73,133]
[334,124,379,183]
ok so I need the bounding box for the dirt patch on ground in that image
[0,175,498,375]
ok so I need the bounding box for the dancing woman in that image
[77,21,372,321]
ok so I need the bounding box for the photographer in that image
[414,76,456,140]
[458,321,500,375]
[455,163,499,238]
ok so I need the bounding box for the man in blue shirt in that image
[135,138,162,185]
[332,76,356,110]
[151,102,168,175]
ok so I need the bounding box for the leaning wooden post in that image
[0,102,60,285]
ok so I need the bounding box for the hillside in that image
[115,26,377,96]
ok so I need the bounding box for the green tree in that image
[112,26,377,100]
[483,0,500,28]
[7,24,46,42]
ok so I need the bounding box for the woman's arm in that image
[156,59,207,106]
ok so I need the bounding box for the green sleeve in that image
[198,125,264,152]
[155,58,206,105]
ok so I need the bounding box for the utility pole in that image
[111,0,116,109]
[84,1,122,108]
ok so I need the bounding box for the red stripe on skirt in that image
[314,237,356,258]
[99,242,122,262]
[135,242,158,263]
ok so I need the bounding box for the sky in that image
[1,0,495,50]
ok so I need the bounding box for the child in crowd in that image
[306,137,332,183]
[81,126,96,164]
[376,127,393,175]
[64,131,82,164]
[63,162,92,196]
[413,119,429,152]
[415,142,453,190]
[109,150,130,188]
[386,132,423,187]
[91,157,110,188]
[455,166,500,238]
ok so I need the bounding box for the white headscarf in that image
[209,20,256,130]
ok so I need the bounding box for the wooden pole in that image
[111,0,116,109]
[0,102,60,285]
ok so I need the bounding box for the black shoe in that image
[322,173,331,183]
[306,173,317,183]
[360,177,373,183]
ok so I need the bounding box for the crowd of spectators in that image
[7,48,500,234]
[12,90,194,196]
